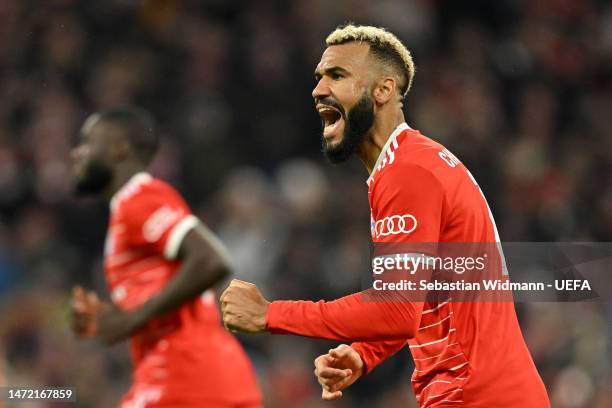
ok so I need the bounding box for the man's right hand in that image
[70,286,102,337]
[313,344,364,401]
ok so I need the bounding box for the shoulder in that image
[372,130,465,193]
[396,130,456,175]
[141,178,183,200]
[115,177,187,215]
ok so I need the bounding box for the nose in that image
[312,78,329,100]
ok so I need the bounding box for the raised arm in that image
[266,290,423,341]
[221,279,423,342]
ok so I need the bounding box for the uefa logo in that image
[373,214,417,238]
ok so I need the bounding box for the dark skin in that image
[70,116,230,345]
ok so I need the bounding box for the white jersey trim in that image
[425,388,463,401]
[163,215,199,260]
[449,361,469,371]
[418,312,454,331]
[366,122,410,186]
[422,299,451,314]
[409,333,450,348]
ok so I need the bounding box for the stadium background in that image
[0,0,610,407]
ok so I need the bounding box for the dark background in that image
[0,0,610,407]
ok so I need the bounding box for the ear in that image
[372,76,397,105]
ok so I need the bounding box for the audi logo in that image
[373,214,417,238]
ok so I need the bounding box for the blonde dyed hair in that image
[326,24,415,96]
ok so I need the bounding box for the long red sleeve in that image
[266,290,423,342]
[351,340,408,374]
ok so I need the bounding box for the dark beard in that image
[321,93,375,164]
[74,161,113,197]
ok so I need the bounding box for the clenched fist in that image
[70,286,102,337]
[70,285,146,345]
[220,279,270,333]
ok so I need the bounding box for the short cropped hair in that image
[326,24,415,97]
[98,106,159,164]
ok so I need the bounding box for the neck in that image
[357,109,405,174]
[104,161,148,200]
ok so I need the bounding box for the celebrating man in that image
[220,25,550,407]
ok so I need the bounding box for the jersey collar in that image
[366,122,410,186]
[110,172,152,212]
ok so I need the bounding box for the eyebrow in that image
[314,66,350,80]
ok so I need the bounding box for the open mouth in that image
[317,105,343,138]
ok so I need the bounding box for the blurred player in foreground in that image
[70,107,261,407]
[221,25,550,407]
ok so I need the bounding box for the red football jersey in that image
[266,125,550,407]
[105,173,261,407]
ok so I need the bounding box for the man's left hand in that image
[220,279,270,333]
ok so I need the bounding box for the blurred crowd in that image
[0,0,611,407]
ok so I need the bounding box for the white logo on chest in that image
[142,206,182,243]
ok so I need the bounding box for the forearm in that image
[266,290,423,342]
[136,256,228,322]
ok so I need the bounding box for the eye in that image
[331,72,343,80]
